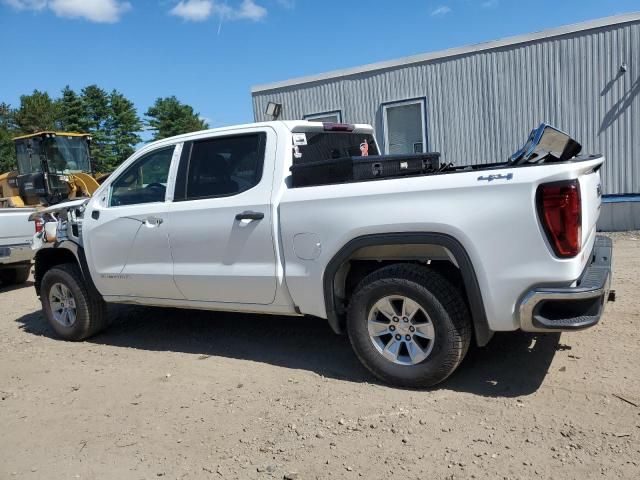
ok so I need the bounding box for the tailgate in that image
[578,161,604,249]
[0,209,36,247]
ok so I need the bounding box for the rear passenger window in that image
[177,133,266,201]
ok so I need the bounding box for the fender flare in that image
[34,240,100,299]
[322,232,493,346]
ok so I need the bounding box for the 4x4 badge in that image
[477,173,513,182]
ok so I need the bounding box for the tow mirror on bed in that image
[510,123,582,165]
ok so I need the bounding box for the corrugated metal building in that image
[252,13,640,230]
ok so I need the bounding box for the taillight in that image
[34,219,44,233]
[536,179,582,258]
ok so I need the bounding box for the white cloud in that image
[2,0,131,22]
[170,0,212,21]
[430,5,451,17]
[49,0,131,23]
[234,0,266,21]
[481,0,499,7]
[170,0,267,22]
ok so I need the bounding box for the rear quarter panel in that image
[278,156,604,331]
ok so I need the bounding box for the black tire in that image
[0,266,31,285]
[40,263,110,341]
[347,263,472,388]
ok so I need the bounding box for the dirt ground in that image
[1,234,638,480]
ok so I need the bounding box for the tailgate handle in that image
[235,211,264,221]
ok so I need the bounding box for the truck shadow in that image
[444,330,561,396]
[15,305,560,397]
[0,280,35,294]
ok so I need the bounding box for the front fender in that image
[34,241,97,298]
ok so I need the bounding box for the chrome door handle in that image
[145,216,163,226]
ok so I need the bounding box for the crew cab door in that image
[83,145,184,299]
[168,128,277,304]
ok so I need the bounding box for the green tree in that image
[13,90,59,133]
[57,86,85,132]
[0,103,17,173]
[81,85,112,172]
[106,90,142,170]
[145,96,208,141]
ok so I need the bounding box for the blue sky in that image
[1,0,638,128]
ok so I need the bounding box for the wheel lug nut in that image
[409,326,415,332]
[403,317,409,322]
[393,317,399,322]
[405,335,411,341]
[395,334,401,341]
[389,325,396,331]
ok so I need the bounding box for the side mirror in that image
[510,123,582,164]
[537,125,581,161]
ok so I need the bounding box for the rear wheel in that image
[347,264,472,388]
[0,266,31,286]
[41,263,110,341]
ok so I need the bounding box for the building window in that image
[382,99,427,154]
[304,110,342,123]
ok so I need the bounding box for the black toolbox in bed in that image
[290,153,441,188]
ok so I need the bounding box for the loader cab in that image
[14,132,92,205]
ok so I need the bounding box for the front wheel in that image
[41,263,109,341]
[347,264,472,388]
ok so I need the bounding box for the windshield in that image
[44,136,91,174]
[16,140,43,175]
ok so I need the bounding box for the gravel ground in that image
[1,234,638,480]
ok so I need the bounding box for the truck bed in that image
[290,153,604,188]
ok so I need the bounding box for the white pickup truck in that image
[30,121,613,387]
[0,208,35,286]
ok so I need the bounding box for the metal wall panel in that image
[253,20,640,195]
[598,202,640,231]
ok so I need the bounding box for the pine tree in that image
[13,90,59,133]
[106,90,142,170]
[81,85,112,172]
[0,103,17,173]
[57,86,85,132]
[145,96,209,141]
[4,87,210,174]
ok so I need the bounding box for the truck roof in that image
[142,120,375,151]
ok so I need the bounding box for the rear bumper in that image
[519,235,614,332]
[0,243,34,267]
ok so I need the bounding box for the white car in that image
[30,121,613,387]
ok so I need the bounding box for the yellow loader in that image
[0,132,104,208]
